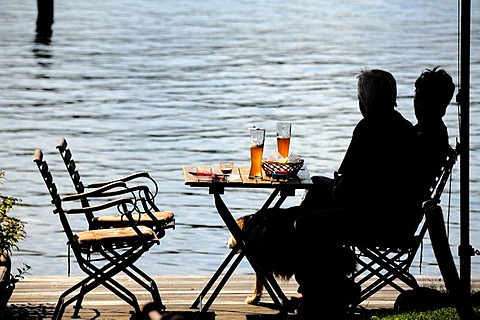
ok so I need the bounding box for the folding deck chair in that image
[56,137,175,234]
[349,145,458,309]
[34,149,164,319]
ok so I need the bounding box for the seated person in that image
[293,69,423,320]
[300,66,455,216]
[413,66,455,197]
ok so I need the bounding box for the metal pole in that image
[36,0,54,41]
[457,0,472,293]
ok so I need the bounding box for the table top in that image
[183,165,313,189]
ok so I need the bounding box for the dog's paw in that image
[227,235,236,249]
[245,295,261,305]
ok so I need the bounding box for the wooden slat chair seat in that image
[56,137,175,234]
[94,210,174,229]
[349,145,458,309]
[34,149,164,320]
[75,225,157,245]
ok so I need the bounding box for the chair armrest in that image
[104,184,162,222]
[62,181,128,201]
[64,183,162,224]
[66,197,155,241]
[86,172,152,188]
[65,197,134,214]
[99,184,150,198]
[87,172,159,202]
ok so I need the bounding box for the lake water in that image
[1,0,480,279]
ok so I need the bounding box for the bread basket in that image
[261,159,304,177]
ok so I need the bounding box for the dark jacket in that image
[334,109,423,231]
[414,120,450,198]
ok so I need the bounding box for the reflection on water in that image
[1,0,480,277]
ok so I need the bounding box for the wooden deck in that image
[6,274,478,319]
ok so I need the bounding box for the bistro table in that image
[183,165,313,315]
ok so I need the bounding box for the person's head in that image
[414,66,455,123]
[357,69,397,117]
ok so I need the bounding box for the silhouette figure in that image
[243,68,455,319]
[413,66,455,196]
[293,69,423,320]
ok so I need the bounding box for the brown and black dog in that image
[227,209,300,305]
[228,208,357,305]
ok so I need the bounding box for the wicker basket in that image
[261,159,304,177]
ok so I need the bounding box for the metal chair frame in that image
[350,145,458,307]
[56,137,175,233]
[34,149,164,319]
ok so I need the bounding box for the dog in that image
[227,208,357,306]
[227,209,300,305]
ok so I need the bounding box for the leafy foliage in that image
[9,264,31,285]
[0,171,26,256]
[372,307,479,320]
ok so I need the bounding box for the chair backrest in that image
[33,148,78,246]
[55,138,95,224]
[55,138,162,227]
[425,144,458,205]
[56,138,87,193]
[355,145,457,251]
[350,145,461,307]
[56,137,158,194]
[415,145,457,232]
[34,148,149,244]
[404,144,458,252]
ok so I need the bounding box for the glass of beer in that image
[276,122,291,158]
[249,127,265,179]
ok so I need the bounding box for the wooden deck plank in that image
[6,275,480,319]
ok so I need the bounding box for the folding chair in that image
[34,149,164,320]
[349,145,458,308]
[56,137,175,233]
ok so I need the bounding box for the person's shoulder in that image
[393,110,414,124]
[352,117,368,133]
[388,111,416,134]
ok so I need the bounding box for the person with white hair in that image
[294,69,423,319]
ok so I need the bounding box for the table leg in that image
[190,249,244,310]
[196,251,245,314]
[212,192,290,311]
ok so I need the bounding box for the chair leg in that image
[101,249,164,308]
[53,262,140,319]
[53,244,152,319]
[52,269,140,320]
[72,283,87,318]
[353,246,420,299]
[77,252,143,307]
[52,295,65,320]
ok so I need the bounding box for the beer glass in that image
[276,122,291,158]
[249,127,265,179]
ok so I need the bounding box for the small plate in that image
[188,170,215,177]
[196,175,215,181]
[189,170,225,182]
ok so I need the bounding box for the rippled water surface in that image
[1,0,480,278]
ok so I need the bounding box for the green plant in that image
[9,263,31,285]
[0,170,28,314]
[0,170,26,256]
[371,307,466,319]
